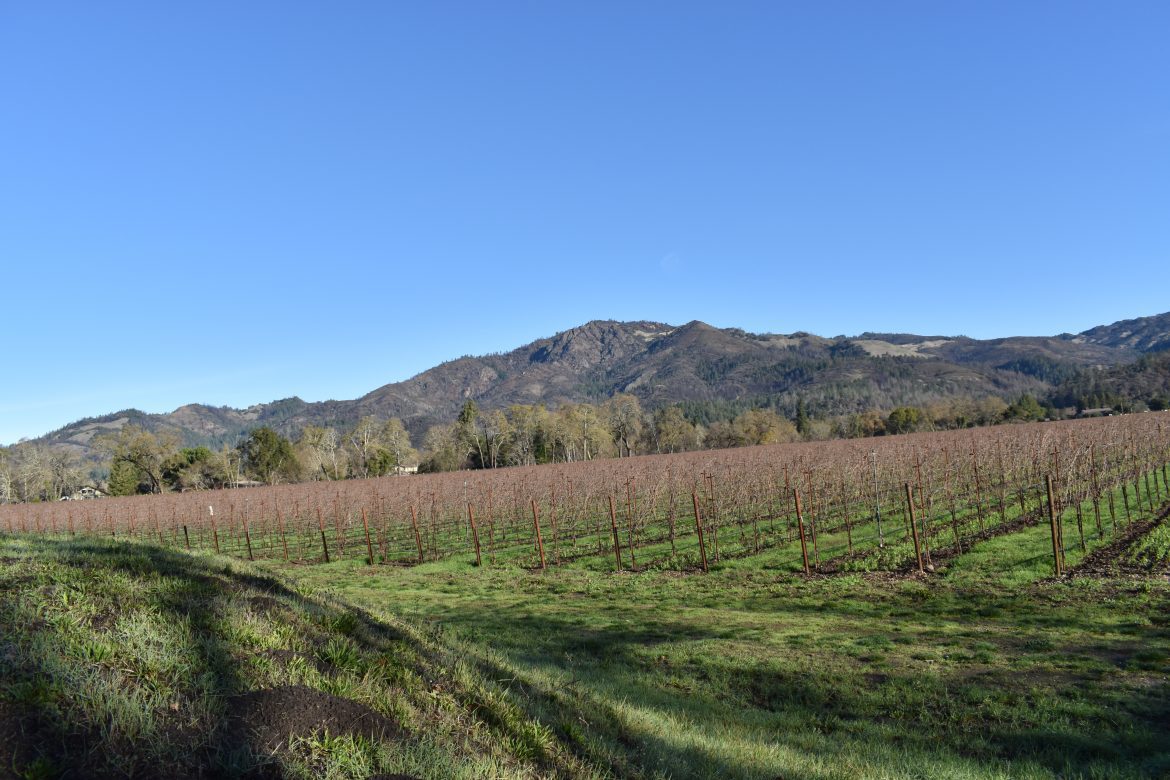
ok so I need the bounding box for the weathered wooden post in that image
[1046,475,1063,576]
[467,503,482,568]
[277,505,289,561]
[608,495,623,571]
[530,499,546,570]
[244,517,254,561]
[409,504,424,563]
[904,484,924,574]
[691,491,709,573]
[362,508,375,566]
[316,507,330,564]
[794,489,810,576]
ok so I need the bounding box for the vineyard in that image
[5,414,1170,579]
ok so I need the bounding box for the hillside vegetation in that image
[34,311,1170,456]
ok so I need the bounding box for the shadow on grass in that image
[5,535,1168,779]
[424,586,1170,779]
[0,537,418,779]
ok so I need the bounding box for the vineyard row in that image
[2,415,1169,576]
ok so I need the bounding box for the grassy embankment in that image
[0,536,600,779]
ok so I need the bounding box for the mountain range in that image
[35,311,1170,458]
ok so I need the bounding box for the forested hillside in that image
[2,311,1168,502]
[36,312,1169,455]
[1050,352,1170,411]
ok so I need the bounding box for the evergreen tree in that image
[240,427,301,485]
[795,399,810,436]
[107,459,143,496]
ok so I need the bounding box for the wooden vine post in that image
[1090,446,1103,535]
[1133,474,1144,517]
[804,471,820,568]
[667,489,678,555]
[362,508,375,566]
[625,478,638,568]
[793,489,810,576]
[1046,475,1063,576]
[840,480,853,555]
[1074,494,1087,552]
[467,503,482,568]
[971,449,986,533]
[530,499,546,570]
[244,516,254,561]
[409,504,424,563]
[691,491,709,573]
[316,507,331,564]
[608,495,623,571]
[904,483,924,574]
[276,505,289,561]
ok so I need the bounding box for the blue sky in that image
[2,2,1168,445]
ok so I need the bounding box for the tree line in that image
[403,390,1122,474]
[0,385,1137,503]
[0,415,418,502]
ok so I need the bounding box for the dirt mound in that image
[229,685,399,753]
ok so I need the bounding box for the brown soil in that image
[89,607,118,631]
[228,685,400,753]
[1068,502,1170,578]
[247,595,286,614]
[0,701,34,780]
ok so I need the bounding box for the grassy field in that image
[274,502,1170,780]
[1,492,1168,779]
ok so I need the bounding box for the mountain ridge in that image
[32,311,1170,457]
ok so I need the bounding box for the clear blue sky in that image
[2,2,1168,445]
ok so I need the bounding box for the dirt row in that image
[1068,500,1170,578]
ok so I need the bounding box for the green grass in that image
[0,535,602,779]
[273,517,1170,779]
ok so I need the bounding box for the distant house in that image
[1078,408,1114,418]
[394,465,419,476]
[60,486,106,501]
